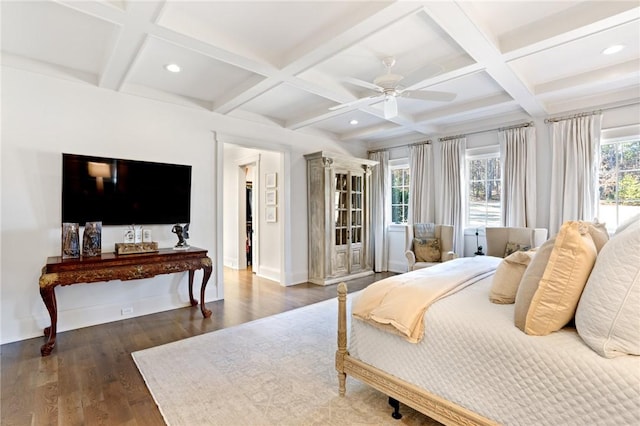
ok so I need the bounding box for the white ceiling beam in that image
[535,59,640,95]
[421,2,547,118]
[413,93,516,123]
[501,3,640,58]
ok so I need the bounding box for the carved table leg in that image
[188,270,198,307]
[199,261,213,318]
[40,285,58,356]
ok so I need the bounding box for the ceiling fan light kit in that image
[331,56,456,119]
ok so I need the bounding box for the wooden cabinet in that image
[305,151,377,285]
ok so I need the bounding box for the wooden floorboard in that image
[0,268,393,426]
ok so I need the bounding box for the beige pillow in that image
[523,221,597,336]
[586,221,609,253]
[576,218,640,358]
[504,241,531,257]
[514,237,556,331]
[490,250,536,304]
[413,238,441,262]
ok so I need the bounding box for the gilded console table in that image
[38,247,213,356]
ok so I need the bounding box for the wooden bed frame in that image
[335,282,498,426]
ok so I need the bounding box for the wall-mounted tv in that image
[62,153,192,226]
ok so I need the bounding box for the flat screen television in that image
[62,153,192,226]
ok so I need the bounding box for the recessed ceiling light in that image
[350,119,358,125]
[602,45,624,55]
[164,63,181,73]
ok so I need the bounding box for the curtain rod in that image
[544,101,639,123]
[439,121,534,142]
[367,140,431,154]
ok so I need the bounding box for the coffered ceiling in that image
[2,1,639,145]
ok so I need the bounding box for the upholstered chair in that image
[485,227,548,258]
[405,223,458,271]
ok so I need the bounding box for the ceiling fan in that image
[330,57,456,119]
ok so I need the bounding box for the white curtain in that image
[499,126,537,227]
[437,138,466,254]
[408,143,434,224]
[368,150,390,272]
[549,114,602,235]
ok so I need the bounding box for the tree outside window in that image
[599,139,640,231]
[391,166,410,224]
[467,155,501,227]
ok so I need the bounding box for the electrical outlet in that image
[121,307,133,315]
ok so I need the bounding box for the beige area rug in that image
[132,296,441,425]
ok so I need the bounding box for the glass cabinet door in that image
[334,173,348,247]
[350,175,363,244]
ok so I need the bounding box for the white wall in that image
[0,67,365,344]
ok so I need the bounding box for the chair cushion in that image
[413,238,441,262]
[490,250,536,304]
[576,217,640,358]
[515,221,597,336]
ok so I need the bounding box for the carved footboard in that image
[335,282,497,426]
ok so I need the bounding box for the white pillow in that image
[575,219,640,358]
[614,212,640,236]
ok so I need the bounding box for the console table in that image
[38,247,213,356]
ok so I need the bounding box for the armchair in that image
[405,223,458,271]
[485,227,548,258]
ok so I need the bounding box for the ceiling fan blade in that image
[342,77,381,92]
[329,95,382,111]
[401,90,456,102]
[383,96,398,119]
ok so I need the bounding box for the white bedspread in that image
[349,273,640,425]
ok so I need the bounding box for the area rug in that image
[132,296,441,425]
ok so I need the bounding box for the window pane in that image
[488,158,500,180]
[619,141,640,170]
[469,160,485,181]
[619,171,640,205]
[392,206,402,223]
[469,181,486,202]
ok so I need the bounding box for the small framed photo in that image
[124,229,135,243]
[265,172,277,188]
[265,189,277,206]
[266,206,277,223]
[142,229,152,242]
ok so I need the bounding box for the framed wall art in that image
[266,206,277,223]
[265,172,277,188]
[265,189,277,206]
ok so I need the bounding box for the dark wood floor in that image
[0,268,393,426]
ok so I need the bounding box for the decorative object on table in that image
[114,242,159,255]
[474,228,484,256]
[124,227,135,243]
[134,225,143,243]
[265,172,277,188]
[265,189,277,206]
[172,223,190,249]
[61,222,80,259]
[82,221,102,257]
[266,206,277,223]
[142,229,152,242]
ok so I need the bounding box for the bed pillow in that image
[413,238,441,262]
[514,237,556,330]
[517,221,597,336]
[614,212,640,236]
[490,250,536,304]
[504,241,531,257]
[575,219,640,358]
[586,221,609,253]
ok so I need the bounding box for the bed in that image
[335,220,640,425]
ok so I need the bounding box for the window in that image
[390,165,410,224]
[467,154,501,227]
[599,138,640,231]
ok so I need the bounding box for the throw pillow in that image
[576,219,640,358]
[514,237,556,331]
[504,241,531,257]
[490,250,536,304]
[413,238,441,262]
[522,221,597,336]
[586,220,609,253]
[614,212,640,236]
